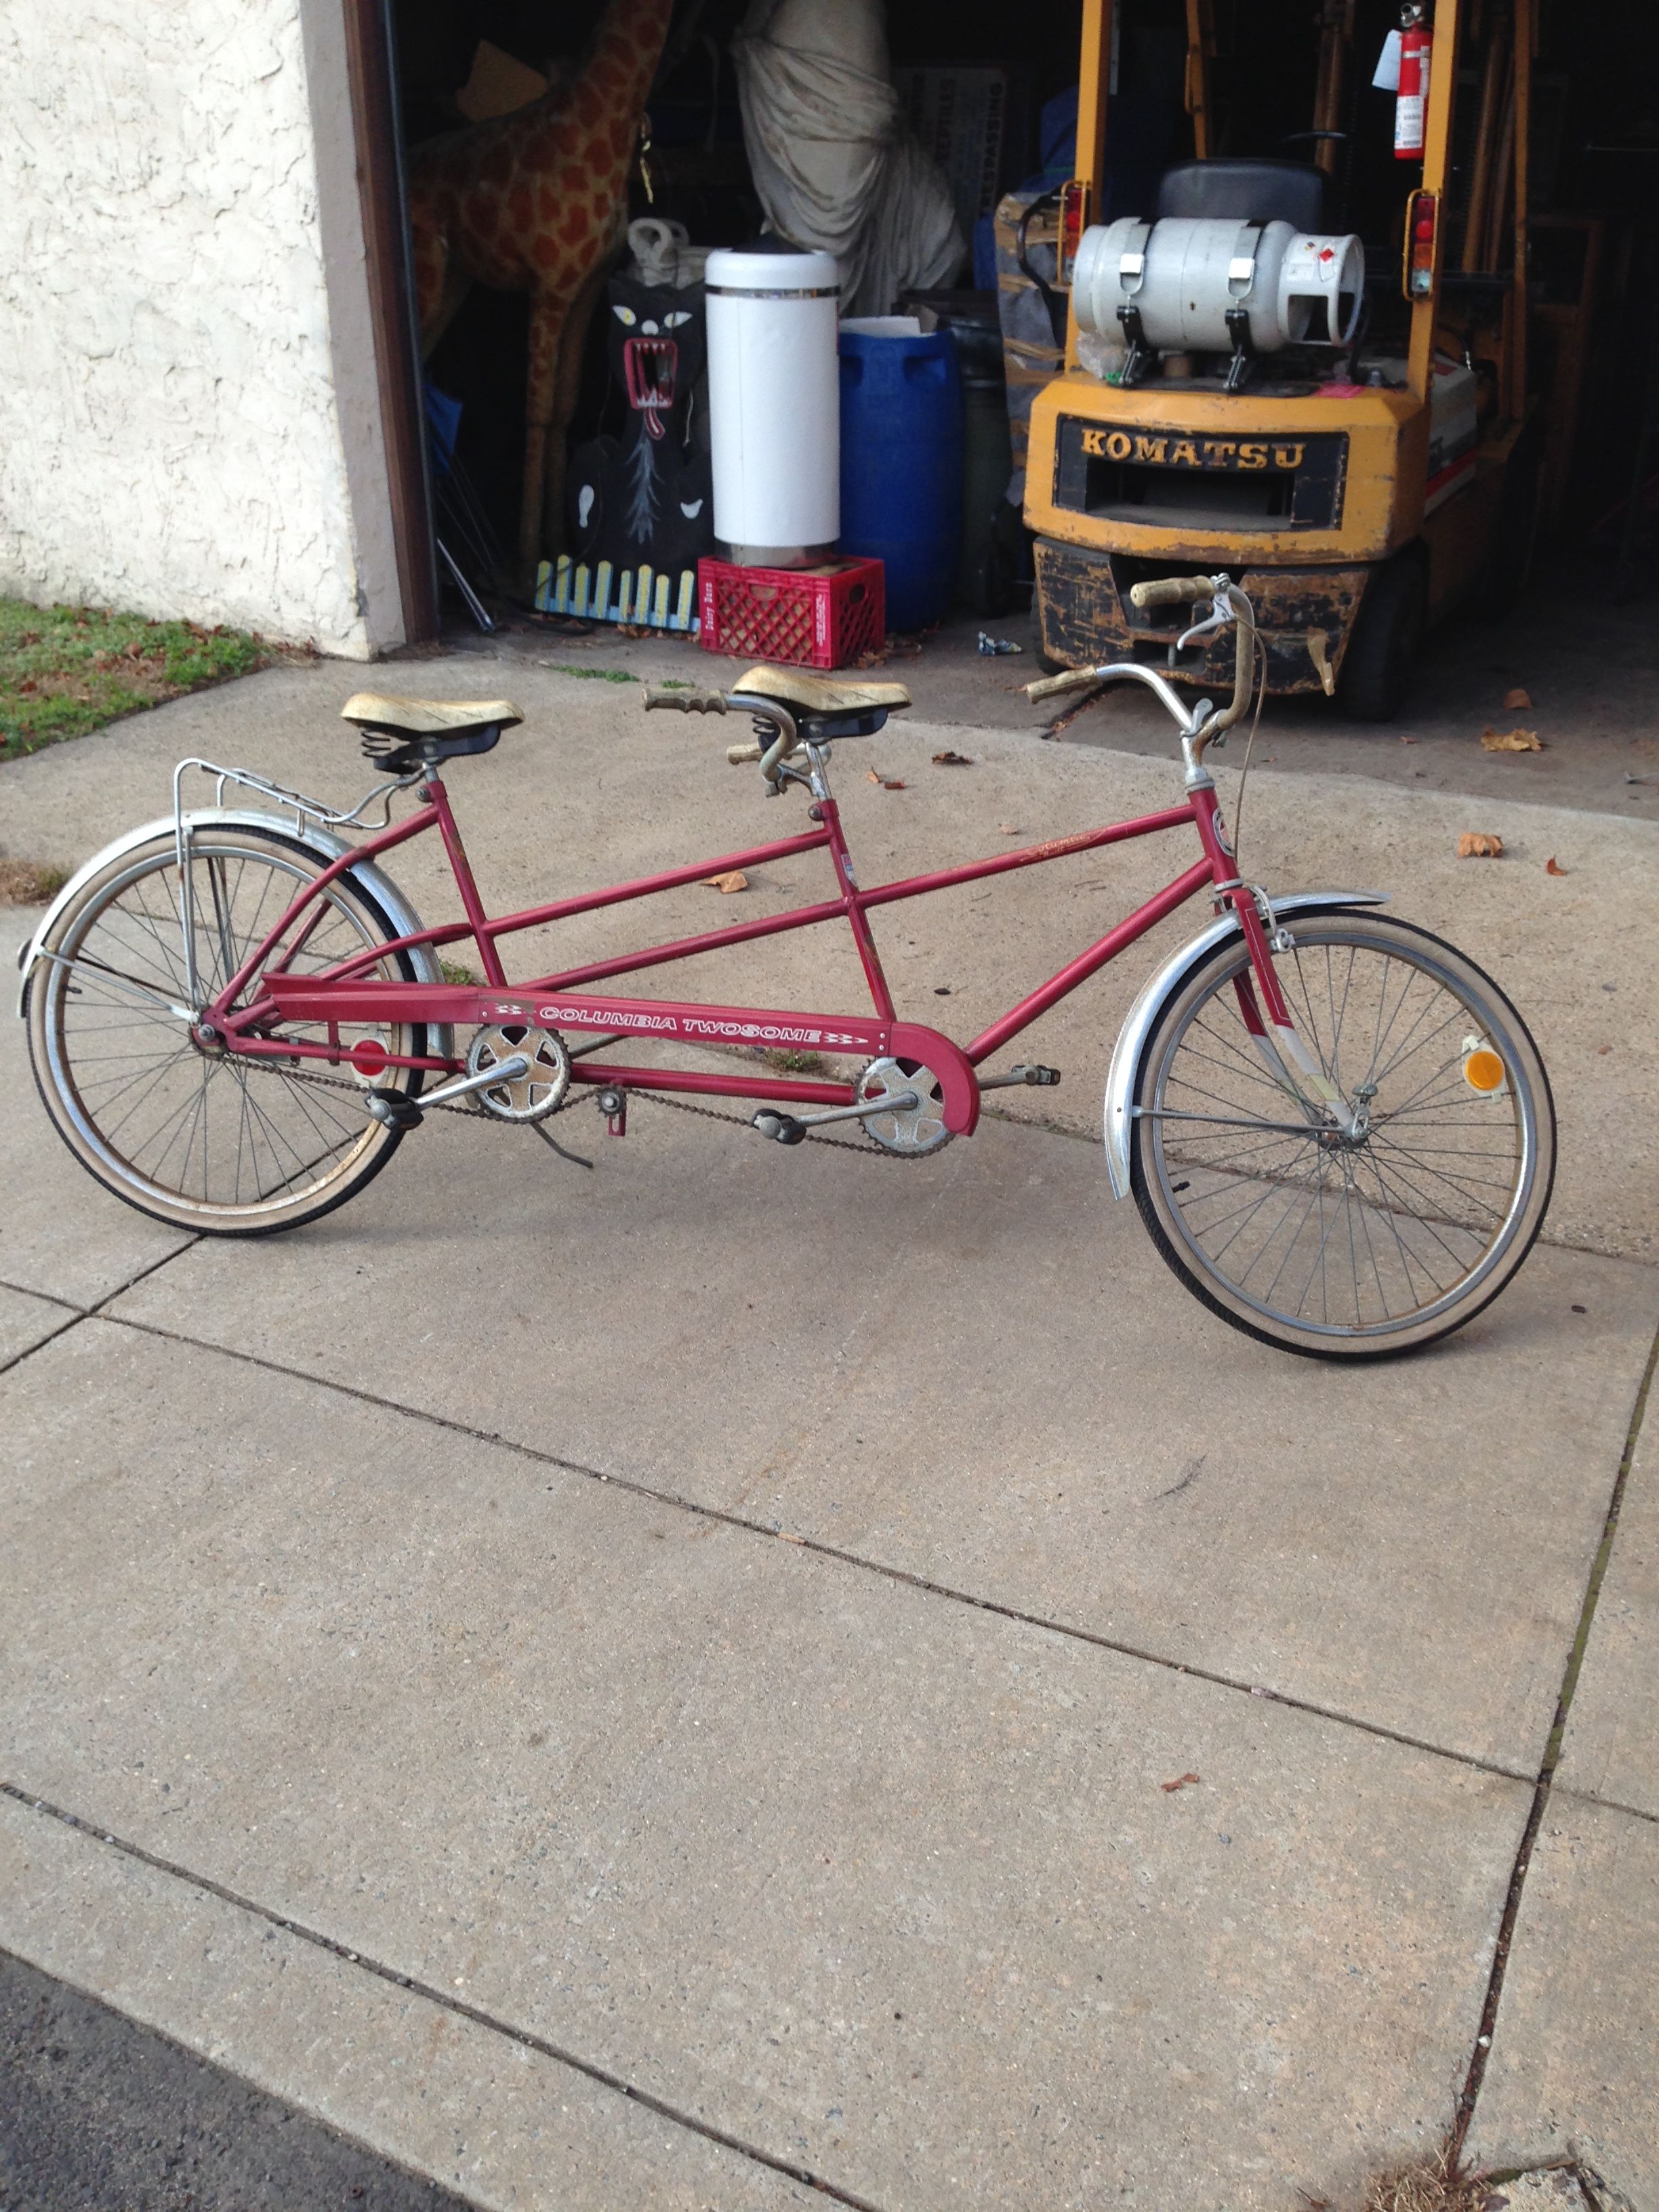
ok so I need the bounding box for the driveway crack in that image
[1453,1307,1659,2152]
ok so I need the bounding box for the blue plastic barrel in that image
[838,323,964,632]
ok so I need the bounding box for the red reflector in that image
[1057,179,1090,286]
[350,1037,390,1076]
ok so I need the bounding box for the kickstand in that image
[529,1120,594,1169]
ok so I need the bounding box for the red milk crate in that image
[697,555,885,670]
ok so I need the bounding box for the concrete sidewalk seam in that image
[1,1240,200,1328]
[0,1244,198,1376]
[92,1305,1540,1786]
[0,1306,84,1378]
[1547,1782,1659,1828]
[0,1276,85,1315]
[0,1782,886,2212]
[1453,1306,1659,2155]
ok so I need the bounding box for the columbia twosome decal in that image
[535,1002,869,1048]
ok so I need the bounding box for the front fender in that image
[1102,890,1388,1199]
[16,812,447,1052]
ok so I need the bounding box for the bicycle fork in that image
[1193,787,1357,1139]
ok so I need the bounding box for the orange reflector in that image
[1463,1048,1506,1093]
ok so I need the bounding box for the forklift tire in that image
[1338,554,1427,722]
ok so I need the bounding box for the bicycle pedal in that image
[751,1109,806,1147]
[365,1088,424,1132]
[1016,1063,1061,1087]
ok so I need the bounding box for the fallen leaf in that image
[998,825,1022,836]
[1160,1772,1202,1793]
[1544,855,1567,876]
[701,870,748,894]
[931,749,974,766]
[1502,687,1532,711]
[1399,733,1417,744]
[1481,725,1543,753]
[867,770,906,790]
[1458,832,1504,859]
[1597,1044,1612,1055]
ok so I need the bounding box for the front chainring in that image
[857,1056,953,1156]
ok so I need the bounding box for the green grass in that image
[1,600,278,762]
[544,663,693,687]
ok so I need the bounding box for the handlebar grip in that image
[642,685,728,714]
[1128,577,1208,609]
[1025,667,1103,703]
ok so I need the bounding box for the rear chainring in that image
[466,1023,572,1121]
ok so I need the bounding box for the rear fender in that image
[1102,891,1388,1198]
[16,811,449,1057]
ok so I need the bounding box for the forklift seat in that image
[1153,159,1330,232]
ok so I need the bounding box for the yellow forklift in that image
[1025,0,1540,718]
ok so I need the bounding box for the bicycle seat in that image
[340,693,524,774]
[340,693,524,737]
[735,666,912,715]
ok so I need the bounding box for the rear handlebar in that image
[641,686,728,714]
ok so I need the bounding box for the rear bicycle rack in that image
[168,756,422,1008]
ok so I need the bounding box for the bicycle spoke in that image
[1145,929,1538,1340]
[37,835,422,1221]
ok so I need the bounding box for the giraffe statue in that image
[407,0,676,575]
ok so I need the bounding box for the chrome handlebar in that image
[1023,573,1258,775]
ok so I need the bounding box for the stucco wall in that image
[0,0,405,657]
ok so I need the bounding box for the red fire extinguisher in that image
[1395,5,1433,161]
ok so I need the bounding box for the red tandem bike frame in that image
[214,766,1294,1132]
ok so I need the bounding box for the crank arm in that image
[752,1089,918,1145]
[977,1062,1061,1091]
[367,1053,530,1125]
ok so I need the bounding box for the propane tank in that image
[1394,5,1433,160]
[1071,218,1366,356]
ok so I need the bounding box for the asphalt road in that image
[0,1948,476,2212]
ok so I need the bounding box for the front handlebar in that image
[1024,573,1257,764]
[1128,576,1208,609]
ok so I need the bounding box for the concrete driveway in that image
[1,657,1656,2208]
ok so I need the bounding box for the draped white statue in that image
[732,0,967,317]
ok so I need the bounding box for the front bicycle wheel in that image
[1129,914,1555,1357]
[27,824,432,1235]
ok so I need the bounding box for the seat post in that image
[423,775,508,987]
[813,777,897,1020]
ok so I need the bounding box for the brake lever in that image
[1174,602,1232,653]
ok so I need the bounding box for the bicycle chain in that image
[230,1051,918,1157]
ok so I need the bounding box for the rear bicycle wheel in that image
[1128,915,1555,1357]
[26,824,432,1235]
